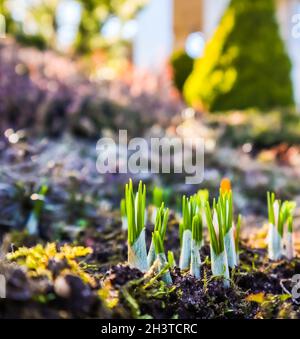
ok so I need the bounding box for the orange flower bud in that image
[220,178,231,194]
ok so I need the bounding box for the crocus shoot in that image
[147,203,169,267]
[196,189,209,229]
[219,179,237,268]
[190,214,203,278]
[125,179,148,272]
[168,250,176,269]
[179,195,197,270]
[152,231,172,284]
[205,199,230,287]
[235,214,242,265]
[267,192,280,260]
[267,192,296,261]
[284,213,295,260]
[120,198,127,230]
[26,184,48,235]
[281,201,296,260]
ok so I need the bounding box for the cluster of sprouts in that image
[205,179,241,287]
[122,179,297,288]
[267,192,296,260]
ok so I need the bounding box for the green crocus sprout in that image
[219,189,237,268]
[205,199,230,287]
[120,198,128,230]
[26,184,48,235]
[196,189,209,204]
[196,189,209,230]
[285,214,294,260]
[267,192,296,261]
[125,179,148,272]
[179,195,197,270]
[235,214,242,264]
[147,203,169,267]
[152,231,172,285]
[190,214,203,278]
[167,251,176,269]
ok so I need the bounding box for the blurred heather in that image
[0,39,183,138]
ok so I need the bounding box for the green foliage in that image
[217,109,300,149]
[218,190,233,234]
[235,214,242,252]
[75,0,147,53]
[281,201,296,232]
[184,0,294,111]
[125,179,146,246]
[0,0,16,35]
[196,189,209,206]
[181,195,198,233]
[267,192,296,236]
[267,191,276,225]
[167,251,176,268]
[153,231,164,255]
[33,185,48,217]
[26,184,48,235]
[287,216,293,233]
[191,214,203,245]
[4,0,58,50]
[205,200,225,255]
[154,203,169,240]
[170,49,194,92]
[15,33,47,50]
[147,203,169,267]
[152,231,172,284]
[120,198,126,217]
[2,0,147,54]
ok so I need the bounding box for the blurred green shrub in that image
[15,33,47,50]
[170,50,194,93]
[184,0,295,112]
[208,109,300,148]
[1,41,181,139]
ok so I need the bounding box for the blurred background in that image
[1,0,300,241]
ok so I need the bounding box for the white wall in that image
[133,0,173,72]
[277,0,300,106]
[202,0,229,38]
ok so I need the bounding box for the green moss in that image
[184,0,294,111]
[7,243,95,286]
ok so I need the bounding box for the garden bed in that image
[1,228,299,319]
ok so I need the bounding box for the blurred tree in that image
[184,0,295,112]
[0,0,16,34]
[25,0,59,48]
[0,0,58,49]
[1,0,147,53]
[75,0,147,54]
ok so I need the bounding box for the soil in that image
[0,218,299,319]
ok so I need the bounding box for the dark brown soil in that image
[1,215,300,319]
